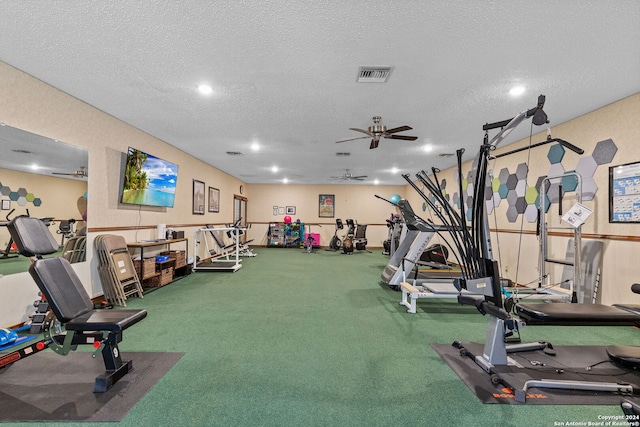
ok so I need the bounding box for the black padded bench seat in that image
[516,302,640,326]
[64,309,146,332]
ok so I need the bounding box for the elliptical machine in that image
[327,219,344,251]
[382,213,402,256]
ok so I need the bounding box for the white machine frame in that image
[192,226,242,272]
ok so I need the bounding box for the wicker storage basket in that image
[133,257,156,279]
[160,250,187,268]
[146,267,174,287]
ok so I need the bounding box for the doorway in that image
[234,195,248,241]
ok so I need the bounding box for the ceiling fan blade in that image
[52,172,73,176]
[386,134,418,141]
[385,125,412,134]
[349,127,374,136]
[369,138,379,149]
[336,136,369,144]
[352,176,367,180]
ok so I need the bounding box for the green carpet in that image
[4,247,638,426]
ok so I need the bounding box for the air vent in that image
[336,152,351,157]
[226,151,242,156]
[357,66,391,83]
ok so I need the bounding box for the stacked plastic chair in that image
[94,234,144,307]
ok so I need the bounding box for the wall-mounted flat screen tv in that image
[121,147,179,208]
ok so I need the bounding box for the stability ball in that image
[283,215,292,224]
[389,194,401,205]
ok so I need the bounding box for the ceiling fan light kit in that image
[335,116,418,149]
[329,169,368,182]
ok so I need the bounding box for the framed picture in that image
[1,200,10,210]
[319,194,335,218]
[286,206,296,215]
[208,187,220,213]
[192,179,205,215]
[609,161,640,223]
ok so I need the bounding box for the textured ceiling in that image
[0,1,639,185]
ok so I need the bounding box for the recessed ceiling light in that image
[251,142,260,151]
[197,84,213,95]
[283,178,288,184]
[423,145,433,152]
[374,179,379,185]
[509,85,526,96]
[30,163,39,170]
[271,166,278,173]
[391,167,399,174]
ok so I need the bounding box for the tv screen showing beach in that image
[121,147,179,208]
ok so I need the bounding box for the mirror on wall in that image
[0,123,88,275]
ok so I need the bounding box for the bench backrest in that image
[8,216,93,323]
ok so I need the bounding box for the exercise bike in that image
[327,219,344,251]
[303,224,320,253]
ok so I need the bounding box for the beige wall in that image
[246,184,406,247]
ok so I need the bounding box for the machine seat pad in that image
[607,345,640,368]
[516,302,640,326]
[65,309,147,332]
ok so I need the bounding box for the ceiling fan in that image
[330,169,368,181]
[52,166,88,178]
[335,116,418,149]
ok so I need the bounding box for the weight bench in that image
[399,281,479,314]
[7,216,147,393]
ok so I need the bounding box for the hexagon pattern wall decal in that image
[0,184,43,207]
[547,182,562,203]
[547,144,565,164]
[524,204,538,222]
[498,168,509,183]
[506,205,519,222]
[431,138,618,225]
[575,156,598,179]
[547,163,565,180]
[515,180,526,197]
[561,171,579,193]
[592,139,617,165]
[492,177,501,192]
[515,163,528,179]
[525,186,538,204]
